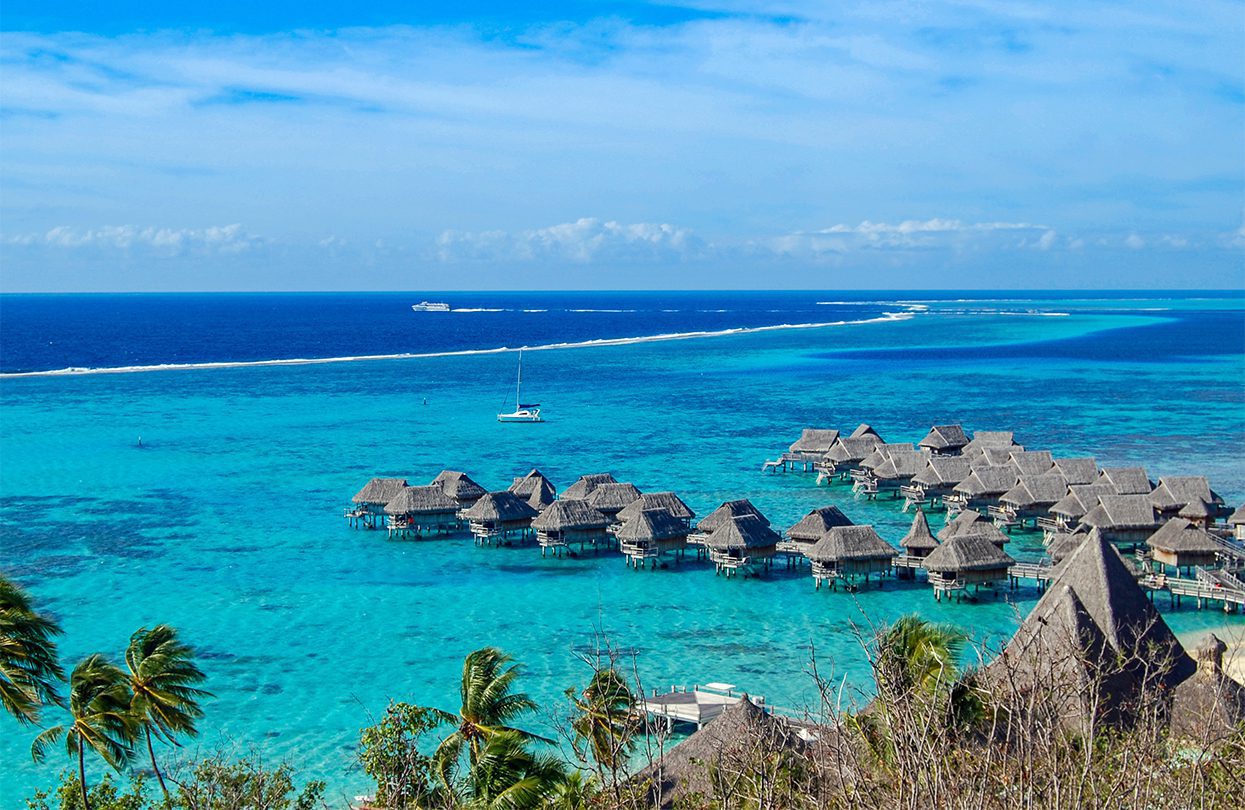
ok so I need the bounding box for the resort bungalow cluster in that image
[760,422,1245,606]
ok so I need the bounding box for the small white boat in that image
[497,350,544,423]
[411,301,451,312]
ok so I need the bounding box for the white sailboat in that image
[497,349,544,423]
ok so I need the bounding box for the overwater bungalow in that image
[852,442,914,489]
[1096,466,1153,495]
[805,525,897,590]
[921,533,1016,601]
[1149,476,1225,517]
[1177,497,1215,529]
[1146,517,1224,574]
[994,473,1070,527]
[1047,527,1090,564]
[788,428,841,461]
[1008,450,1055,477]
[1052,457,1098,486]
[586,482,644,520]
[349,477,409,528]
[820,435,884,479]
[1229,505,1245,540]
[704,514,781,577]
[614,492,695,530]
[531,499,611,556]
[1079,494,1162,547]
[895,509,939,578]
[902,456,972,510]
[918,424,969,455]
[561,473,618,501]
[983,530,1194,732]
[961,430,1020,457]
[776,505,853,559]
[460,491,539,546]
[1046,483,1116,534]
[509,469,557,511]
[863,449,927,498]
[944,466,1019,516]
[382,485,460,537]
[938,509,1011,546]
[849,423,882,440]
[689,499,769,546]
[617,508,690,568]
[431,470,487,510]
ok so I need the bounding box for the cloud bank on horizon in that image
[1,0,1242,290]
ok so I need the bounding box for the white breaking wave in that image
[451,307,507,312]
[1,311,915,379]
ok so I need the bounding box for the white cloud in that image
[1124,233,1146,249]
[435,218,706,263]
[4,224,264,256]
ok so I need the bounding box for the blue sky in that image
[1,1,1242,290]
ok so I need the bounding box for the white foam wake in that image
[0,311,915,379]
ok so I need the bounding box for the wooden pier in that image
[643,683,763,730]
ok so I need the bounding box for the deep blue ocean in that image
[1,290,1243,804]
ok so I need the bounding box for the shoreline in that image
[1177,622,1245,685]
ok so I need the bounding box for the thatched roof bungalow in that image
[1052,457,1098,486]
[1169,634,1245,743]
[899,509,939,559]
[918,424,969,455]
[531,499,610,555]
[788,428,841,459]
[1096,466,1153,495]
[868,449,928,490]
[850,423,882,440]
[460,491,539,545]
[586,482,644,519]
[970,447,1015,469]
[997,473,1070,522]
[922,533,1015,601]
[1008,450,1055,477]
[1177,497,1215,529]
[904,456,973,507]
[946,466,1019,514]
[938,509,1011,546]
[1146,517,1224,573]
[805,525,897,589]
[704,515,781,576]
[617,508,690,567]
[1149,476,1224,517]
[859,443,915,471]
[353,477,409,513]
[561,473,617,501]
[778,506,853,556]
[508,469,557,511]
[615,492,695,528]
[1049,483,1116,530]
[1080,494,1161,546]
[1229,504,1245,540]
[961,430,1019,457]
[1047,527,1090,564]
[822,435,884,474]
[382,485,460,536]
[431,470,487,509]
[690,499,769,545]
[983,529,1194,732]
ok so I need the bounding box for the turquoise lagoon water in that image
[1,294,1243,803]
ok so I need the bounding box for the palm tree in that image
[124,625,212,799]
[31,654,136,810]
[874,615,966,700]
[0,574,66,724]
[460,729,568,809]
[569,667,637,774]
[433,647,552,785]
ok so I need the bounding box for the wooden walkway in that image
[643,684,761,729]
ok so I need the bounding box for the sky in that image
[1,1,1242,291]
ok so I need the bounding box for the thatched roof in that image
[1229,504,1245,526]
[509,469,556,500]
[561,473,617,500]
[1009,450,1055,477]
[825,436,883,463]
[938,510,1010,545]
[919,424,969,451]
[871,450,928,480]
[460,491,539,522]
[970,447,1015,468]
[1146,517,1222,555]
[353,477,409,505]
[586,482,644,513]
[615,492,695,524]
[900,509,938,552]
[922,533,1014,573]
[1096,467,1153,495]
[524,477,558,510]
[1170,632,1245,741]
[1149,476,1221,511]
[786,506,854,542]
[383,485,459,515]
[1052,457,1098,486]
[615,508,687,543]
[1080,495,1160,531]
[1048,528,1090,564]
[850,423,881,439]
[1050,484,1116,519]
[431,470,487,502]
[1177,497,1213,521]
[531,499,609,531]
[1000,473,1070,509]
[789,428,841,454]
[911,456,972,487]
[806,525,897,563]
[704,514,781,551]
[635,697,805,808]
[697,499,769,534]
[985,529,1194,727]
[962,431,1017,455]
[953,466,1019,497]
[860,443,915,471]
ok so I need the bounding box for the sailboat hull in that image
[498,409,544,423]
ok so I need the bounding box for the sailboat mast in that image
[516,350,523,408]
